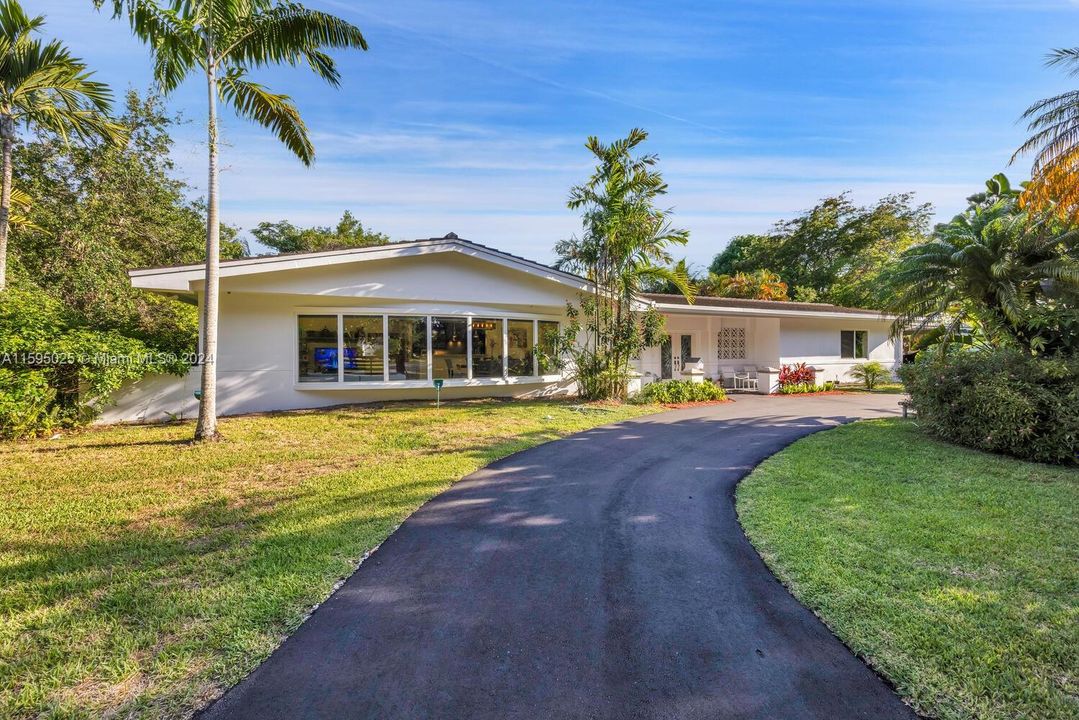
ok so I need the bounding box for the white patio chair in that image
[720,365,746,390]
[741,366,759,391]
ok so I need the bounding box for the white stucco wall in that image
[99,253,582,424]
[778,316,900,384]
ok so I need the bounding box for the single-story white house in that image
[100,234,902,423]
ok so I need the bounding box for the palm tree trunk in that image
[0,114,13,292]
[194,59,221,441]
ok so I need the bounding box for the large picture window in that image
[298,315,340,383]
[342,315,384,382]
[841,330,868,359]
[471,318,504,378]
[432,317,468,379]
[388,316,428,380]
[296,313,559,385]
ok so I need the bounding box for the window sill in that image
[294,375,565,390]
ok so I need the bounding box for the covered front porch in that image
[636,312,781,393]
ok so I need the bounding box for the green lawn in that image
[0,399,656,719]
[738,419,1078,720]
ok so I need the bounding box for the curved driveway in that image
[203,394,917,720]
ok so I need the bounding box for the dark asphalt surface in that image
[201,394,919,720]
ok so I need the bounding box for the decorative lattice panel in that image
[718,327,746,359]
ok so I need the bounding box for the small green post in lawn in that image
[433,378,443,408]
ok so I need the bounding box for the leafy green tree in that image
[252,211,389,254]
[2,91,246,435]
[553,128,691,400]
[99,0,368,440]
[708,193,931,306]
[13,91,243,354]
[708,234,773,277]
[883,175,1079,356]
[0,0,123,290]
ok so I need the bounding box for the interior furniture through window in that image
[296,314,559,384]
[470,318,504,378]
[507,319,535,377]
[342,315,384,382]
[388,316,428,380]
[432,316,468,379]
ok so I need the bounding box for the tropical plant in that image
[883,175,1079,356]
[98,0,368,440]
[708,193,931,306]
[699,269,789,300]
[1013,48,1079,223]
[636,378,725,404]
[778,362,815,387]
[0,0,123,291]
[553,128,691,400]
[847,360,890,390]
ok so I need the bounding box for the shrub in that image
[0,369,58,439]
[777,381,834,395]
[0,285,190,438]
[899,349,1079,464]
[637,379,727,404]
[847,361,891,390]
[778,362,815,387]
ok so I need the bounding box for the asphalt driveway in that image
[202,393,918,720]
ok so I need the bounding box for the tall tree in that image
[1014,48,1079,223]
[883,175,1079,356]
[252,210,389,254]
[554,128,691,399]
[708,193,931,307]
[0,0,122,291]
[99,0,367,440]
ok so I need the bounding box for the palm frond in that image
[218,70,313,164]
[220,3,367,86]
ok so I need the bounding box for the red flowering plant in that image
[778,362,816,387]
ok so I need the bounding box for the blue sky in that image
[33,0,1079,266]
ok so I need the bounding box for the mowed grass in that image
[0,399,656,719]
[738,419,1078,720]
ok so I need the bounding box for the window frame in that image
[840,329,869,360]
[293,309,562,389]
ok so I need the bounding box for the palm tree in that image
[98,0,367,440]
[554,128,691,398]
[0,0,121,291]
[1013,48,1079,221]
[884,176,1079,355]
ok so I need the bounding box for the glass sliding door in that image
[342,315,385,382]
[470,318,504,378]
[507,320,535,377]
[387,316,428,380]
[432,317,467,379]
[297,315,340,383]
